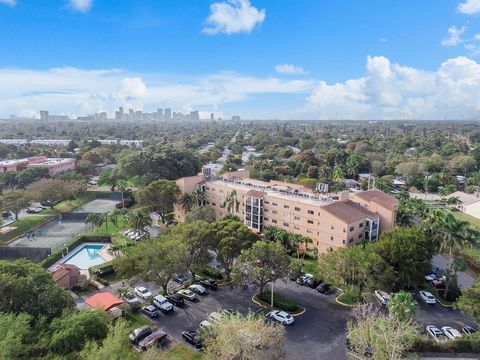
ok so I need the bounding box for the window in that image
[206,201,210,204]
[294,216,300,220]
[206,187,210,190]
[272,210,277,214]
[295,207,301,211]
[307,220,314,224]
[264,217,269,221]
[330,225,334,230]
[349,226,354,232]
[264,201,269,204]
[343,228,346,233]
[283,222,289,227]
[342,240,346,244]
[264,209,268,212]
[308,210,314,215]
[272,202,278,206]
[359,223,364,228]
[294,225,300,230]
[349,238,354,243]
[212,203,216,206]
[284,213,289,218]
[330,236,334,241]
[272,219,277,224]
[307,229,313,234]
[284,205,290,209]
[358,234,363,239]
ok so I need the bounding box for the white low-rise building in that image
[448,191,480,219]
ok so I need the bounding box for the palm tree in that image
[191,187,206,206]
[125,208,152,233]
[222,190,240,214]
[179,193,194,211]
[289,234,304,259]
[85,213,102,232]
[117,179,129,210]
[109,208,122,228]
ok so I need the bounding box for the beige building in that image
[174,170,397,254]
[448,191,480,220]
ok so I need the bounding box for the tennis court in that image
[73,198,118,214]
[8,219,89,251]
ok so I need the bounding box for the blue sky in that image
[1,0,480,119]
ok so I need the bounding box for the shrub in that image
[412,333,480,353]
[95,276,109,286]
[90,261,114,276]
[260,291,301,312]
[201,265,224,280]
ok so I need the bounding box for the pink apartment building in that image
[174,170,397,254]
[0,156,76,176]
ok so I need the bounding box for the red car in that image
[432,277,446,288]
[138,330,167,351]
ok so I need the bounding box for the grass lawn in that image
[127,313,151,328]
[336,292,356,305]
[289,256,317,275]
[0,215,54,245]
[161,344,203,360]
[451,210,480,229]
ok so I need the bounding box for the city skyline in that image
[0,0,480,120]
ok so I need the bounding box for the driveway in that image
[432,254,475,289]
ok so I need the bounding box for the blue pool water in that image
[63,244,106,269]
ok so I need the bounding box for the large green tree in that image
[456,277,480,323]
[2,190,30,220]
[0,260,74,320]
[210,219,259,279]
[375,227,436,288]
[0,312,34,360]
[124,208,152,232]
[185,205,216,223]
[387,291,417,323]
[135,179,180,224]
[233,241,290,295]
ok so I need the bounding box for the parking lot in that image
[114,279,352,360]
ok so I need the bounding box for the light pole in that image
[270,270,275,308]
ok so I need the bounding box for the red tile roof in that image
[322,200,378,223]
[85,292,124,311]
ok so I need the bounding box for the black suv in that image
[200,278,218,290]
[182,330,203,349]
[172,274,189,284]
[166,293,185,306]
[317,282,331,294]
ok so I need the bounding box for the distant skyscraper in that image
[119,107,124,120]
[40,110,49,121]
[157,108,163,121]
[129,109,134,121]
[210,113,214,121]
[190,111,199,121]
[232,115,241,121]
[164,108,172,120]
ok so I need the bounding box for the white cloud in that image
[442,25,466,46]
[304,55,480,120]
[0,67,313,118]
[69,0,92,13]
[275,64,307,75]
[0,0,16,6]
[475,33,480,40]
[457,0,480,15]
[202,0,265,35]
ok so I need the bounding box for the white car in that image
[208,309,233,322]
[152,295,173,313]
[188,284,207,295]
[426,325,447,343]
[134,286,152,300]
[266,310,294,325]
[419,291,436,304]
[199,320,212,328]
[178,289,196,301]
[442,326,462,340]
[123,292,141,305]
[424,273,436,281]
[374,290,390,306]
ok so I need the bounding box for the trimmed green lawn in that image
[161,344,203,360]
[451,210,480,229]
[289,256,317,275]
[0,215,54,245]
[337,292,355,305]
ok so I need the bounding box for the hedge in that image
[260,291,301,312]
[412,334,480,353]
[40,235,111,268]
[90,261,115,276]
[200,265,224,280]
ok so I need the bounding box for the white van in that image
[153,295,173,313]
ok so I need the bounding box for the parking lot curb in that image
[251,293,306,317]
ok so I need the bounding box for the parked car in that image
[182,330,203,349]
[296,274,313,286]
[317,282,331,294]
[462,325,477,335]
[188,284,207,295]
[266,310,294,325]
[442,326,462,340]
[26,207,43,214]
[374,290,390,306]
[432,277,446,288]
[424,273,436,281]
[177,289,196,301]
[200,278,218,290]
[1,211,11,218]
[199,320,212,329]
[152,295,173,313]
[426,325,447,343]
[129,325,152,344]
[166,293,185,306]
[419,291,436,305]
[134,286,152,300]
[138,330,167,351]
[123,292,141,305]
[141,305,159,318]
[208,309,233,322]
[172,274,189,284]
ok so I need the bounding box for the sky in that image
[1,0,480,120]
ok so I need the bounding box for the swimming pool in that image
[63,244,106,269]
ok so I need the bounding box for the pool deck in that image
[48,242,114,278]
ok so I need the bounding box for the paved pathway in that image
[432,254,475,289]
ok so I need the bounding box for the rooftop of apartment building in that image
[0,156,74,167]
